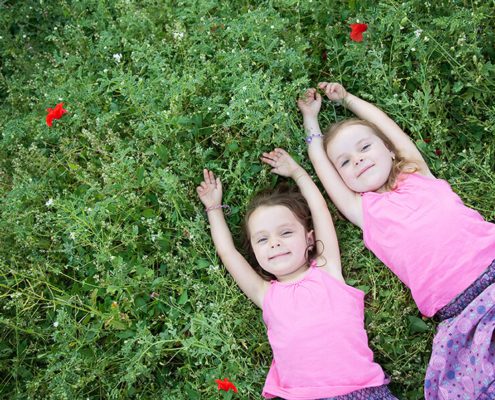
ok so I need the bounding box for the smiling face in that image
[248,205,313,282]
[326,124,395,193]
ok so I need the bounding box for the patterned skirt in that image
[425,259,495,400]
[320,384,397,400]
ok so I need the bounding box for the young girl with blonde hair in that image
[298,83,495,400]
[197,148,396,399]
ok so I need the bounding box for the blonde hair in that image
[323,119,418,192]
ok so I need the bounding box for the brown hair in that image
[323,118,418,192]
[241,183,316,281]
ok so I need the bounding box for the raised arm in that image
[197,169,268,307]
[261,149,344,282]
[297,89,363,227]
[319,82,431,176]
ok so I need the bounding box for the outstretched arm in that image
[297,88,363,227]
[319,82,432,176]
[261,149,344,282]
[197,169,268,307]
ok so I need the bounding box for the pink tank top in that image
[362,173,495,317]
[261,263,386,399]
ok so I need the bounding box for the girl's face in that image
[248,205,313,282]
[326,124,394,193]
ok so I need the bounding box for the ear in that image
[306,229,315,246]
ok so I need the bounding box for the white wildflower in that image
[69,232,76,240]
[173,31,184,40]
[414,29,423,38]
[53,321,59,328]
[113,53,122,63]
[45,198,54,207]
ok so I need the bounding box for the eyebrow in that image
[251,223,296,238]
[335,137,370,162]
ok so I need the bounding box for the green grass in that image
[1,0,494,398]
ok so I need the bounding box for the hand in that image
[197,169,223,209]
[318,82,348,104]
[261,148,303,179]
[297,88,321,119]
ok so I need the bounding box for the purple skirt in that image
[425,259,495,399]
[320,384,397,400]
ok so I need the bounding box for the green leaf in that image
[178,290,188,305]
[408,316,429,333]
[142,208,155,218]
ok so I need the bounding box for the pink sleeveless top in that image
[261,263,387,399]
[362,173,495,317]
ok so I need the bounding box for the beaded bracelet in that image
[205,204,231,215]
[305,133,323,144]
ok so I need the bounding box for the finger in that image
[265,150,281,159]
[208,170,216,186]
[315,91,322,101]
[203,169,210,184]
[261,156,276,166]
[274,148,287,156]
[318,82,328,90]
[329,83,339,94]
[216,177,222,189]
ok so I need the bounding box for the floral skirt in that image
[320,384,397,400]
[425,259,495,399]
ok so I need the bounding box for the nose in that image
[270,239,281,248]
[354,156,364,166]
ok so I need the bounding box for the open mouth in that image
[357,164,374,177]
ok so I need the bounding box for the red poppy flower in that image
[215,378,238,393]
[435,148,442,156]
[46,102,67,127]
[349,23,368,42]
[423,138,431,143]
[321,50,328,61]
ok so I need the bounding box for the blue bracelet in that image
[305,133,323,144]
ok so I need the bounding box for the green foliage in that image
[1,0,494,398]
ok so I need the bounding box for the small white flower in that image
[113,53,122,63]
[45,198,54,207]
[69,232,76,240]
[414,29,423,38]
[424,36,429,42]
[411,47,416,52]
[173,31,184,40]
[53,321,59,327]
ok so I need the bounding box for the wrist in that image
[341,93,352,107]
[305,132,323,144]
[292,168,309,182]
[302,113,319,123]
[205,204,231,215]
